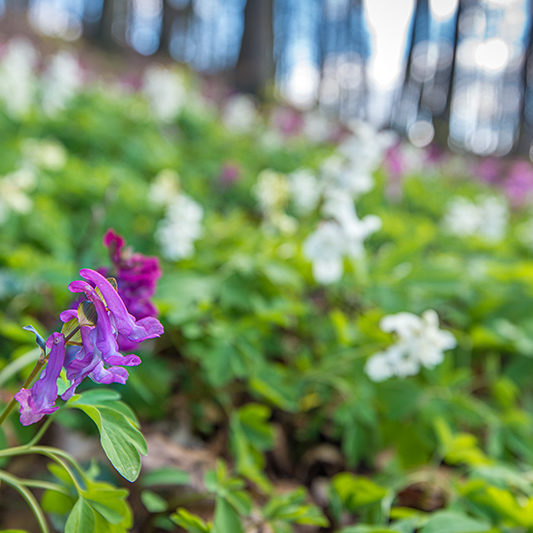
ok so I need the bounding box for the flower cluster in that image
[102,230,162,349]
[41,51,82,116]
[443,196,508,242]
[15,269,164,425]
[0,38,37,118]
[365,310,456,382]
[143,65,186,122]
[254,169,297,234]
[223,94,259,133]
[304,192,381,284]
[301,123,392,283]
[149,170,204,261]
[0,168,36,224]
[156,194,204,260]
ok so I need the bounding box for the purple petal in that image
[89,361,129,385]
[15,332,65,426]
[79,269,163,343]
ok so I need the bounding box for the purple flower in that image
[504,161,533,207]
[473,157,503,185]
[219,162,241,187]
[15,333,66,426]
[103,229,161,321]
[62,269,163,398]
[15,268,164,424]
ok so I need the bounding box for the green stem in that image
[26,412,58,448]
[19,478,72,496]
[0,445,86,492]
[0,469,50,533]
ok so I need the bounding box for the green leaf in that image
[70,401,147,481]
[262,488,328,527]
[141,490,168,513]
[171,509,211,533]
[65,498,95,533]
[213,496,244,533]
[420,511,491,533]
[142,467,190,487]
[41,490,76,515]
[331,473,388,510]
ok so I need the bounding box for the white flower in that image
[254,170,290,213]
[322,188,381,258]
[149,169,180,207]
[0,167,37,223]
[444,196,508,242]
[364,351,394,382]
[223,94,259,133]
[303,221,346,284]
[41,51,82,115]
[342,120,396,170]
[22,139,67,171]
[366,310,456,381]
[143,66,186,122]
[0,38,37,117]
[288,169,321,214]
[156,194,203,260]
[302,110,333,143]
[321,156,374,198]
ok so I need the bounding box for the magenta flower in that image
[219,162,241,187]
[15,268,164,425]
[473,157,503,185]
[103,229,161,322]
[504,161,533,207]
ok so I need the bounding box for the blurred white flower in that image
[254,169,290,213]
[321,156,374,198]
[304,194,380,284]
[343,120,396,168]
[444,196,508,242]
[0,38,37,118]
[302,110,333,143]
[288,169,321,214]
[41,51,82,115]
[149,169,180,207]
[223,94,259,133]
[254,169,297,233]
[143,66,186,122]
[22,139,67,171]
[156,194,203,260]
[259,129,283,151]
[365,310,456,381]
[322,188,381,258]
[0,167,37,223]
[303,221,346,284]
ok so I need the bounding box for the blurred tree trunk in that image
[4,0,28,11]
[95,0,116,47]
[232,0,275,96]
[158,0,193,55]
[88,0,128,49]
[433,1,462,147]
[517,1,533,154]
